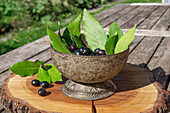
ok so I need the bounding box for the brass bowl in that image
[50,45,129,84]
[50,35,129,100]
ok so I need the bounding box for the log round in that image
[0,64,169,113]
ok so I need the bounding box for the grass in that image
[0,0,162,55]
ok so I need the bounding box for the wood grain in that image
[94,4,128,21]
[94,64,169,113]
[148,37,170,75]
[0,28,65,74]
[1,74,92,113]
[151,7,170,31]
[0,48,51,89]
[28,48,51,62]
[100,6,137,27]
[1,64,169,113]
[137,6,169,30]
[127,36,162,65]
[105,6,148,28]
[121,6,158,29]
[129,36,144,52]
[0,36,50,74]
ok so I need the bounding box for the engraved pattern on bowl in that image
[50,45,129,83]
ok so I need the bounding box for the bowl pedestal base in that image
[61,79,117,100]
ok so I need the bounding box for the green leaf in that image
[67,14,82,37]
[10,61,41,77]
[61,38,70,49]
[105,34,117,55]
[69,33,85,48]
[114,24,136,54]
[63,28,72,44]
[83,9,108,51]
[47,28,71,54]
[46,64,62,82]
[109,22,123,40]
[37,65,51,84]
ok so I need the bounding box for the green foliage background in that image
[0,0,110,55]
[0,0,109,34]
[0,0,161,55]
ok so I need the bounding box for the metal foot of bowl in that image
[62,79,117,100]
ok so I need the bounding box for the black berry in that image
[38,88,46,96]
[82,47,91,55]
[94,48,100,54]
[79,47,84,52]
[98,50,106,55]
[74,49,83,55]
[90,52,96,56]
[40,81,49,88]
[31,79,40,87]
[101,52,106,55]
[70,44,77,52]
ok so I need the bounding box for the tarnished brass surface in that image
[62,79,117,100]
[51,46,129,83]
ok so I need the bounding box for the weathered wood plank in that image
[100,6,138,27]
[0,49,51,88]
[0,36,50,74]
[152,7,170,31]
[103,28,170,37]
[121,6,159,29]
[127,36,162,65]
[46,59,54,65]
[0,71,11,89]
[129,36,144,53]
[131,29,170,37]
[148,37,170,75]
[28,48,51,62]
[94,64,169,113]
[105,6,148,29]
[137,6,169,29]
[0,28,65,74]
[94,4,128,21]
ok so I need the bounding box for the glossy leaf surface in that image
[109,22,123,40]
[67,14,82,37]
[114,25,136,54]
[83,9,108,51]
[37,65,51,84]
[10,60,44,77]
[46,64,62,82]
[105,34,117,55]
[47,28,71,53]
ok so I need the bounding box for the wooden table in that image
[0,3,170,113]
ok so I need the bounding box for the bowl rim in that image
[51,44,129,58]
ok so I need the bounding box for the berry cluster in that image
[69,44,106,56]
[31,79,50,96]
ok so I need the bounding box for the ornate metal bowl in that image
[51,47,129,83]
[50,37,129,100]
